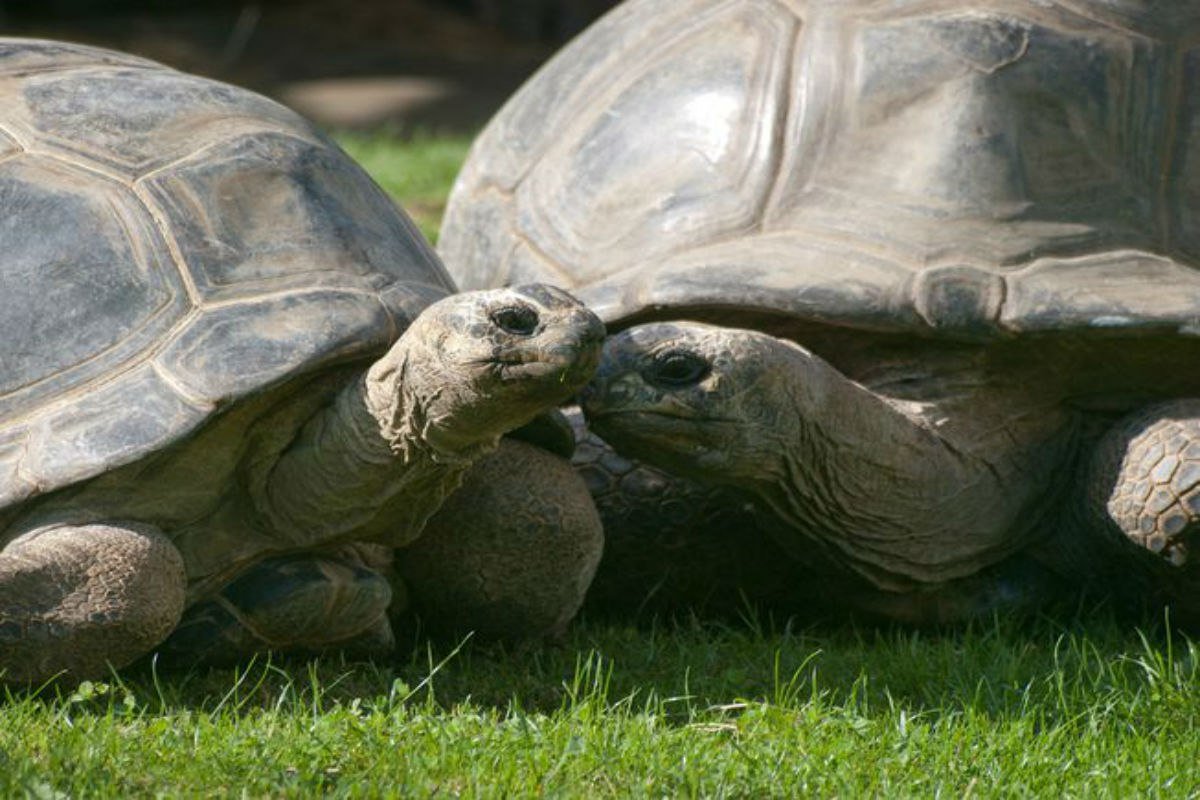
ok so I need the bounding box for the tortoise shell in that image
[441,0,1200,338]
[0,39,452,513]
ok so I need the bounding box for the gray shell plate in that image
[0,39,453,513]
[441,0,1200,337]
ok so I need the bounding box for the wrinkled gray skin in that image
[583,322,1200,622]
[440,0,1200,620]
[0,285,604,682]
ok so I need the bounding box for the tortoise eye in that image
[490,304,539,336]
[649,350,710,388]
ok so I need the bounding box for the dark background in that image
[0,1,619,130]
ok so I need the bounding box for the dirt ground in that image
[0,1,563,132]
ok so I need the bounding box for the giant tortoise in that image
[0,38,606,683]
[440,0,1200,621]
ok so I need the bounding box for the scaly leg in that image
[1090,400,1200,569]
[0,522,185,683]
[157,546,394,667]
[396,438,603,641]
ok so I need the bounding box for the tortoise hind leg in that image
[0,522,186,683]
[157,546,395,667]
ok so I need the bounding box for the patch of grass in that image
[3,615,1200,796]
[336,131,473,244]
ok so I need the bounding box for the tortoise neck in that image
[259,352,493,550]
[740,344,1049,590]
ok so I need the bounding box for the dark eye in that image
[490,304,539,336]
[649,350,710,387]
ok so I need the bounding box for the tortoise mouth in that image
[477,333,603,379]
[485,347,602,388]
[589,406,692,431]
[585,407,740,438]
[585,406,704,423]
[587,409,739,476]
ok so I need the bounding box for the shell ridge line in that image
[32,147,132,186]
[758,4,803,232]
[199,286,385,311]
[768,3,852,224]
[0,287,190,419]
[1048,1,1165,36]
[0,121,27,151]
[0,327,202,435]
[372,292,400,345]
[100,189,171,300]
[149,359,213,412]
[130,182,205,307]
[511,228,581,285]
[930,12,1031,75]
[133,121,325,185]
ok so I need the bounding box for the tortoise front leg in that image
[157,546,396,667]
[1088,401,1200,586]
[396,438,603,641]
[0,522,185,683]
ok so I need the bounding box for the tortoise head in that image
[581,321,805,487]
[369,284,605,454]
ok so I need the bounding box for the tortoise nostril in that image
[490,304,539,336]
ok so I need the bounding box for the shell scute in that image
[154,292,394,407]
[768,7,1164,269]
[19,66,307,178]
[141,131,451,303]
[0,39,447,512]
[444,0,1200,340]
[0,155,187,422]
[514,0,795,287]
[22,364,207,494]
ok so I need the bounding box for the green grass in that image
[5,134,1200,797]
[337,131,474,244]
[4,617,1200,796]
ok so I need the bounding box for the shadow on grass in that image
[7,602,1195,732]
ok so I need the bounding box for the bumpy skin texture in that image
[157,546,395,667]
[587,323,1076,588]
[260,285,603,551]
[397,438,603,641]
[0,524,185,682]
[1091,401,1200,568]
[0,286,604,682]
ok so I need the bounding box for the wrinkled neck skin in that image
[261,336,499,551]
[668,340,1073,591]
